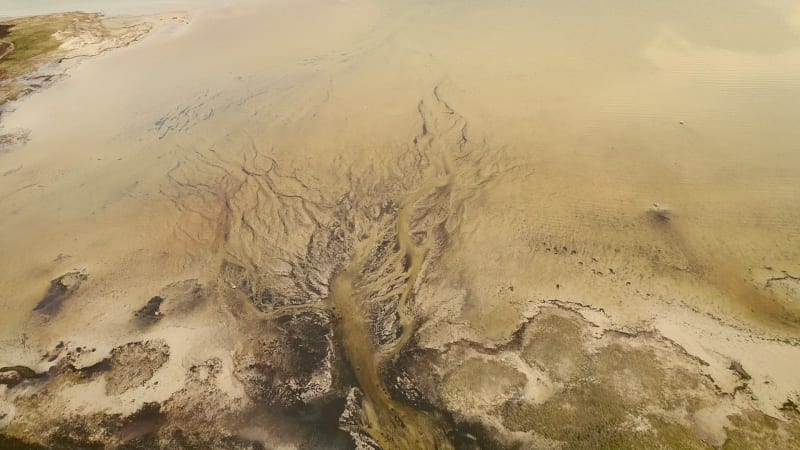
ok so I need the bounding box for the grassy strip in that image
[0,14,98,106]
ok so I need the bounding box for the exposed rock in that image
[729,360,752,381]
[780,398,799,415]
[338,388,381,450]
[105,340,170,395]
[233,311,337,406]
[33,271,87,315]
[135,296,164,323]
[0,365,40,388]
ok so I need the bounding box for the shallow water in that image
[3,0,797,319]
[1,0,800,447]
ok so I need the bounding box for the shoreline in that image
[0,11,188,110]
[0,11,189,153]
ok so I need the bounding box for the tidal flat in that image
[1,0,799,448]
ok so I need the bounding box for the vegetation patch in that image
[0,13,101,106]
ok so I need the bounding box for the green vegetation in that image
[0,15,72,76]
[722,411,800,450]
[1,28,60,66]
[0,13,95,105]
[0,434,47,450]
[494,308,800,450]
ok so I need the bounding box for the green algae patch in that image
[0,26,60,67]
[0,434,47,450]
[472,308,722,449]
[0,13,100,69]
[722,411,800,450]
[521,310,590,380]
[498,388,714,450]
[0,13,99,105]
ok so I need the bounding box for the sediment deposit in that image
[1,1,799,448]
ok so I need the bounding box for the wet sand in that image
[1,0,800,448]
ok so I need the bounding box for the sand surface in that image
[1,0,799,448]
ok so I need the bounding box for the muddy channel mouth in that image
[330,186,454,449]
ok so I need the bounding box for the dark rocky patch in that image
[135,296,164,324]
[105,340,170,395]
[360,232,396,276]
[384,347,443,412]
[0,42,13,61]
[0,434,47,450]
[729,361,751,380]
[647,203,672,224]
[233,311,338,407]
[77,357,112,378]
[0,24,13,39]
[114,402,165,447]
[155,358,273,449]
[0,365,41,388]
[369,296,401,346]
[33,271,87,315]
[47,423,105,449]
[780,398,799,415]
[337,388,382,449]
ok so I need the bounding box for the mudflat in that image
[1,0,799,448]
